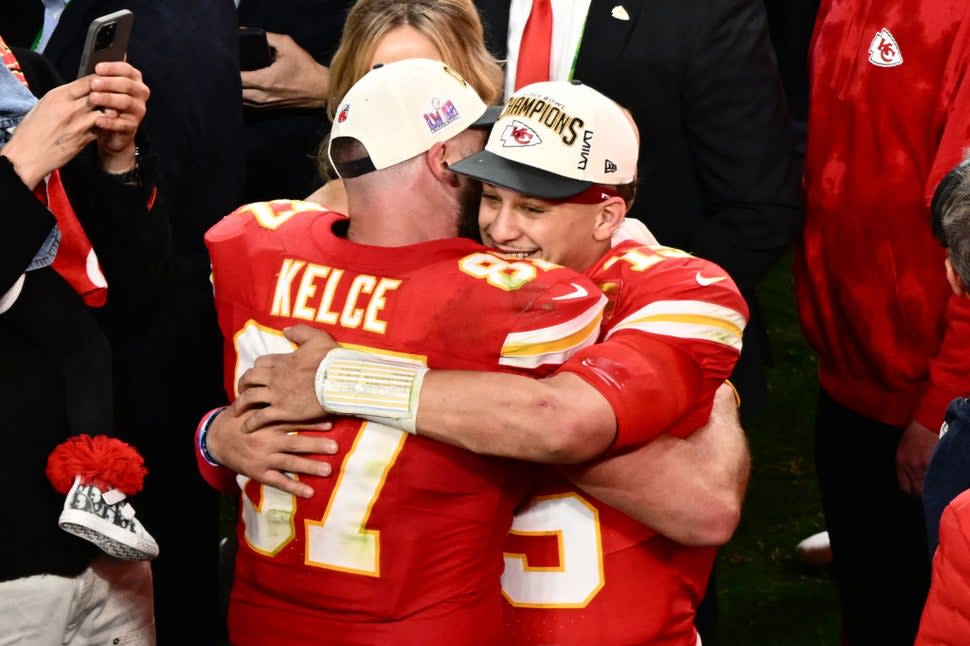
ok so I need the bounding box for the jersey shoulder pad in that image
[205,200,332,247]
[601,248,748,352]
[446,252,606,371]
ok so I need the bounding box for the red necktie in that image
[515,0,553,90]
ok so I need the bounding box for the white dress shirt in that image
[504,0,592,99]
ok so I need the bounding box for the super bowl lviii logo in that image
[424,98,460,133]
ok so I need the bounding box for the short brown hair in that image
[613,178,638,210]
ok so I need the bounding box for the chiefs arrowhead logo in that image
[500,120,542,147]
[868,28,903,68]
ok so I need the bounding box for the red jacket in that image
[796,0,970,429]
[916,489,970,645]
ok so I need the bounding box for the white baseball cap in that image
[449,81,638,199]
[327,58,492,178]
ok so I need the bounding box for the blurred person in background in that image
[306,0,504,214]
[4,1,245,641]
[0,37,165,645]
[798,2,970,644]
[915,155,970,645]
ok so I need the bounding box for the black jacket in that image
[0,47,168,580]
[475,0,803,415]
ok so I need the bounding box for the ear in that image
[425,141,461,187]
[946,257,966,297]
[591,197,627,242]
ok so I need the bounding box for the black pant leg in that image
[814,389,930,646]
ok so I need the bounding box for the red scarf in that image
[1,37,107,307]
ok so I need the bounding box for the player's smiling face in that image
[478,184,609,271]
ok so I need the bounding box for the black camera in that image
[77,10,133,78]
[95,22,116,50]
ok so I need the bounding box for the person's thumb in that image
[283,323,315,346]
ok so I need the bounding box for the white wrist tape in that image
[314,348,428,434]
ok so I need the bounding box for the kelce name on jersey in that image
[269,258,402,334]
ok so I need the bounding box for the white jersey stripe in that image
[614,320,743,351]
[499,294,607,369]
[605,299,746,350]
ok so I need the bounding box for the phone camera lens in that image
[95,23,116,50]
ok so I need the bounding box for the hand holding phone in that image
[240,27,274,71]
[241,32,329,110]
[77,9,134,78]
[87,61,150,173]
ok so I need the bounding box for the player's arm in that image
[236,324,750,544]
[237,327,749,544]
[414,369,616,462]
[235,273,614,463]
[236,322,715,466]
[196,199,341,498]
[421,365,751,545]
[235,324,617,463]
[411,330,719,461]
[562,383,750,546]
[196,402,337,498]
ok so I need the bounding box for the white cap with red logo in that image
[327,58,491,178]
[449,80,638,199]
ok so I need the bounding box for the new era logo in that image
[500,120,542,147]
[868,28,902,67]
[604,159,617,173]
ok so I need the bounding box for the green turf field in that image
[717,253,841,645]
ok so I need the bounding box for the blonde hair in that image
[327,0,502,119]
[318,0,503,179]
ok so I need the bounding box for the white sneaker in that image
[795,530,832,567]
[59,476,159,561]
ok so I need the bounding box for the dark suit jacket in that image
[476,0,803,416]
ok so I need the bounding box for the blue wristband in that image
[198,406,227,467]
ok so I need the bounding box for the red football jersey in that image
[204,201,606,646]
[502,241,748,646]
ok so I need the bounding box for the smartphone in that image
[239,27,274,71]
[77,9,134,78]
